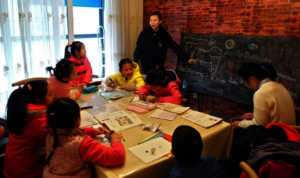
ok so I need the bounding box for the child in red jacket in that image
[4,80,54,178]
[139,65,182,105]
[43,98,125,177]
[65,41,93,87]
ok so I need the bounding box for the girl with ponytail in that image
[4,80,54,178]
[44,98,125,177]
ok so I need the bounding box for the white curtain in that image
[104,0,143,76]
[0,0,66,116]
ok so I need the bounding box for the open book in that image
[156,103,189,114]
[94,111,143,132]
[181,111,222,128]
[80,111,100,128]
[150,109,177,121]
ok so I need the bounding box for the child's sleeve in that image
[158,85,182,105]
[69,90,81,100]
[82,127,94,137]
[80,137,125,167]
[69,80,80,87]
[139,83,151,97]
[82,58,93,84]
[134,76,145,90]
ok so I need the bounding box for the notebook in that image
[125,104,149,114]
[181,111,222,128]
[99,92,126,100]
[132,100,157,110]
[150,109,177,121]
[156,103,190,114]
[80,111,100,128]
[94,111,143,132]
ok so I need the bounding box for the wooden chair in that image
[290,125,300,133]
[11,77,48,87]
[239,161,258,178]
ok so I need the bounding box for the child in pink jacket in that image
[43,98,125,178]
[139,65,182,105]
[65,42,93,87]
[46,59,83,100]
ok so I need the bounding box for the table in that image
[77,86,233,178]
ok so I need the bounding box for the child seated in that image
[65,41,93,86]
[139,65,182,105]
[106,58,145,91]
[4,81,54,178]
[169,125,227,178]
[43,98,125,177]
[46,59,84,100]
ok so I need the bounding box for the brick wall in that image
[143,0,300,118]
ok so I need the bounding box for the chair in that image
[11,77,48,87]
[290,125,300,133]
[239,161,258,178]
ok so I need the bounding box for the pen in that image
[120,131,125,141]
[81,106,93,110]
[109,78,115,86]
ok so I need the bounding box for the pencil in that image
[120,131,125,141]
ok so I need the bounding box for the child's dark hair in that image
[172,125,203,164]
[64,41,84,59]
[150,11,162,21]
[146,65,166,86]
[238,62,277,81]
[45,98,80,164]
[6,80,48,135]
[45,59,75,83]
[119,58,134,71]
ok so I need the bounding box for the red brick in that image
[293,3,300,7]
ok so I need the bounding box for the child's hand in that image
[77,84,84,93]
[119,84,126,89]
[139,94,146,101]
[231,121,241,129]
[94,127,109,135]
[148,97,159,103]
[110,133,122,143]
[110,83,117,88]
[242,113,253,120]
[79,83,87,87]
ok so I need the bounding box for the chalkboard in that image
[176,33,300,105]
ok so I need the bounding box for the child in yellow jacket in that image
[106,58,145,91]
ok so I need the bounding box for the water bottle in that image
[183,79,187,90]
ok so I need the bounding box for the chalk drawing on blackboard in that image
[249,43,258,50]
[210,47,223,80]
[208,39,216,46]
[186,42,198,60]
[225,39,236,50]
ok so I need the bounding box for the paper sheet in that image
[150,109,177,121]
[156,103,189,114]
[182,111,222,128]
[94,111,143,132]
[129,137,171,163]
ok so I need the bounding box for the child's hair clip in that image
[62,64,64,67]
[27,84,32,90]
[67,43,71,53]
[50,113,55,116]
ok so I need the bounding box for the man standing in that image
[134,11,195,74]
